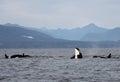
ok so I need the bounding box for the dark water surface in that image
[0,48,120,82]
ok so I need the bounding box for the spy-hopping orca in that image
[71,48,83,59]
[93,53,111,58]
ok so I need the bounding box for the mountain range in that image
[38,23,120,41]
[0,23,120,48]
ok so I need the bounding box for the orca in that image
[93,53,111,58]
[11,54,23,58]
[10,53,31,58]
[71,48,83,59]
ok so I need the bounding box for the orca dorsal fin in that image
[107,53,111,58]
[5,53,9,59]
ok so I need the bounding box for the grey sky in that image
[0,0,120,29]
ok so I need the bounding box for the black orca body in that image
[11,54,23,58]
[11,53,31,58]
[93,53,111,59]
[71,48,83,59]
[71,55,75,59]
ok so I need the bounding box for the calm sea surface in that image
[0,48,120,82]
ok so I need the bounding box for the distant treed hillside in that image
[0,24,71,48]
[0,24,55,42]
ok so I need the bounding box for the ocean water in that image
[0,48,120,82]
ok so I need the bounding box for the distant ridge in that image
[35,23,120,41]
[4,23,21,27]
[81,27,120,41]
[38,23,108,41]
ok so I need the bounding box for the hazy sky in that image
[0,0,120,29]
